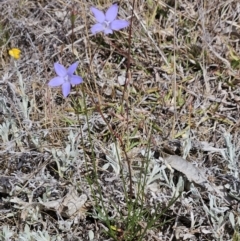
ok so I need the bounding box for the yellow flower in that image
[9,48,21,59]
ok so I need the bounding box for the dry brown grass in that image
[1,0,240,240]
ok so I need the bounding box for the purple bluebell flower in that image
[48,62,83,97]
[90,4,129,35]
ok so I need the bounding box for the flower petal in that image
[62,82,71,97]
[105,4,118,22]
[67,61,79,75]
[90,7,105,23]
[91,23,104,34]
[48,77,64,86]
[111,20,129,31]
[70,75,83,85]
[54,63,67,77]
[104,28,113,35]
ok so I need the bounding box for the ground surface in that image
[1,0,240,240]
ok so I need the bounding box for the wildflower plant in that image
[2,2,183,241]
[48,61,83,97]
[90,4,129,35]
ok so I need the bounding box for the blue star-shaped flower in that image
[90,4,129,35]
[48,62,83,97]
